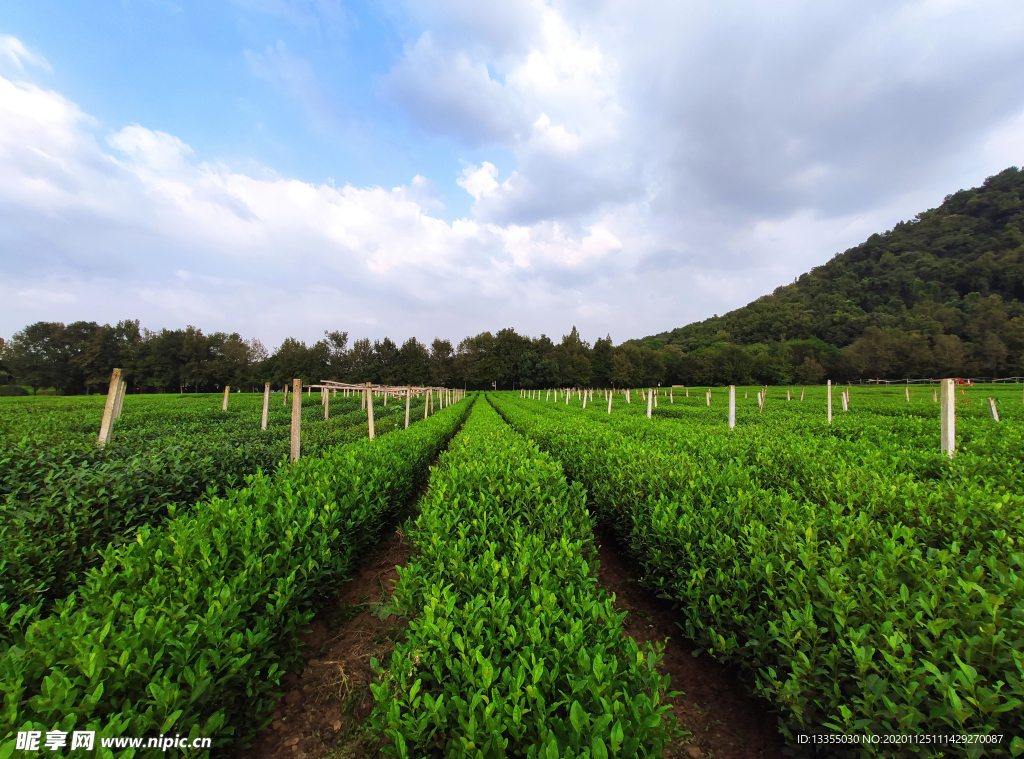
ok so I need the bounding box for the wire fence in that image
[859,377,1024,384]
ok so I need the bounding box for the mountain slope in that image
[640,166,1024,380]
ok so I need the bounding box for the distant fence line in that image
[859,377,1024,384]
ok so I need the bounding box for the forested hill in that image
[636,166,1024,380]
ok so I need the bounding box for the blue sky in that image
[1,0,1023,349]
[0,0,495,218]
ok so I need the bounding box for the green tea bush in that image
[0,394,471,758]
[491,390,1024,757]
[372,399,675,758]
[0,392,425,626]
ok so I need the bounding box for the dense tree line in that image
[634,166,1024,383]
[0,322,671,394]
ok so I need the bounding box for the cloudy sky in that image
[1,0,1023,349]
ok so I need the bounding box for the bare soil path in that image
[235,529,410,759]
[237,525,788,759]
[594,527,787,759]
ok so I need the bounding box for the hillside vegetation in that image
[635,166,1024,382]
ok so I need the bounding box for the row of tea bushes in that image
[0,392,421,628]
[371,399,675,758]
[490,393,1024,757]
[514,389,1024,557]
[0,395,472,758]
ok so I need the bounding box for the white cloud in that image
[384,33,526,146]
[5,0,1024,349]
[0,70,654,344]
[0,35,51,71]
[108,125,195,171]
[983,108,1024,164]
[456,162,500,199]
[386,0,1024,232]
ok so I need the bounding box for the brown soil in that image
[594,528,787,759]
[235,530,411,759]
[235,524,786,759]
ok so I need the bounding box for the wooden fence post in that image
[906,385,910,402]
[261,383,270,429]
[932,387,938,403]
[787,389,791,401]
[324,387,329,420]
[801,386,805,401]
[97,368,122,447]
[290,378,302,462]
[113,379,127,419]
[827,380,833,425]
[283,384,288,406]
[941,378,955,457]
[729,385,736,429]
[647,389,653,418]
[405,386,411,429]
[424,388,429,419]
[222,386,230,411]
[988,398,1000,422]
[367,382,375,440]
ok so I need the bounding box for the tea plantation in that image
[1,385,1021,757]
[0,390,433,632]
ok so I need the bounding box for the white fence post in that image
[941,378,955,457]
[367,382,375,440]
[290,378,302,462]
[261,382,270,430]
